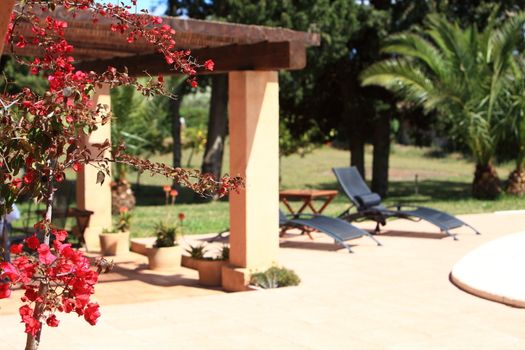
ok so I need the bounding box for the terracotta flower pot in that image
[181,255,200,270]
[99,231,130,256]
[197,260,225,286]
[147,245,182,270]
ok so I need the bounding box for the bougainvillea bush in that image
[0,1,242,349]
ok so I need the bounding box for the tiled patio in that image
[1,212,525,349]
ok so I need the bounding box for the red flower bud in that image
[72,162,82,172]
[203,59,214,71]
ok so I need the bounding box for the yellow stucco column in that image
[222,71,280,291]
[0,0,16,54]
[76,85,112,252]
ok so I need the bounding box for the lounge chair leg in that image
[374,222,381,234]
[443,229,458,241]
[465,223,481,235]
[367,234,382,246]
[340,241,353,253]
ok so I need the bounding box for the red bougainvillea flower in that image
[163,185,171,192]
[55,172,65,182]
[203,59,214,71]
[11,178,22,189]
[0,262,20,282]
[170,189,178,197]
[23,171,34,185]
[178,212,185,221]
[25,235,40,250]
[19,305,41,336]
[72,162,82,172]
[53,229,68,242]
[10,243,23,254]
[37,244,57,265]
[0,283,11,299]
[46,314,60,327]
[84,303,101,325]
[23,316,41,336]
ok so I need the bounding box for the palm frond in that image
[361,59,435,109]
[381,33,447,79]
[361,12,525,167]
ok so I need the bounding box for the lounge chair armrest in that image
[355,193,382,208]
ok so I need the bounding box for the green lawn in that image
[12,144,525,238]
[121,144,524,237]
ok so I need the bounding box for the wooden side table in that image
[279,189,338,216]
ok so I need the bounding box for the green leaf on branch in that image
[96,170,105,185]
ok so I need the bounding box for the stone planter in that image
[181,255,200,270]
[197,260,226,287]
[99,231,130,256]
[147,245,182,270]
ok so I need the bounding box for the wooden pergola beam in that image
[75,41,306,76]
[5,6,319,62]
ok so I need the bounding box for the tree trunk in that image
[341,83,365,178]
[507,141,525,195]
[25,180,54,350]
[472,162,501,199]
[201,74,228,180]
[506,167,525,196]
[349,133,365,179]
[1,214,8,262]
[371,114,390,197]
[171,96,183,170]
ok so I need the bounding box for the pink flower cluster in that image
[0,230,100,336]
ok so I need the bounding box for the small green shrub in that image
[250,266,301,289]
[185,243,207,259]
[153,222,179,248]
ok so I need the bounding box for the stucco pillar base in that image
[83,227,102,253]
[221,265,252,292]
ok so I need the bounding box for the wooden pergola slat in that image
[76,41,307,76]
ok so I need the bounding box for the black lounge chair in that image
[279,210,382,253]
[209,209,382,253]
[332,167,481,240]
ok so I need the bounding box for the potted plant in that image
[181,243,207,270]
[99,207,131,256]
[197,245,229,287]
[147,222,182,270]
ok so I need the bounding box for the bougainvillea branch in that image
[0,1,243,349]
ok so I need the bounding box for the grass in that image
[11,144,525,238]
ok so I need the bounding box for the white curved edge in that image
[450,231,525,309]
[450,272,525,308]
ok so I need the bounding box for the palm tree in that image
[361,13,525,199]
[502,58,525,195]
